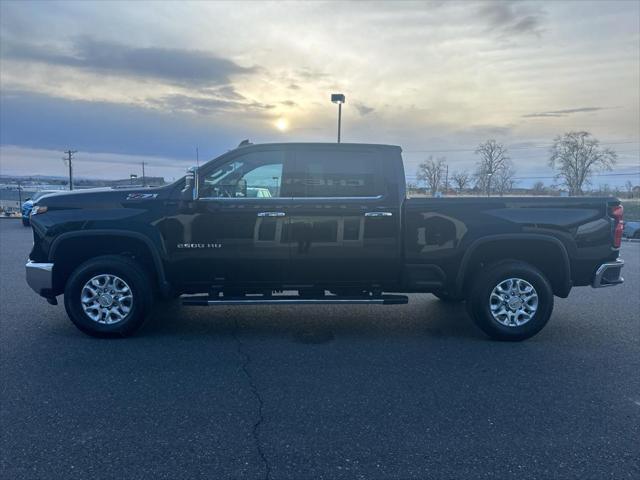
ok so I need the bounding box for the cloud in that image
[2,37,256,86]
[150,93,275,115]
[0,90,242,159]
[522,107,607,118]
[199,85,246,101]
[477,1,545,37]
[353,103,375,116]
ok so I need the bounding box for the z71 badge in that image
[126,193,158,200]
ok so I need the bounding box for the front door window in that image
[199,151,286,199]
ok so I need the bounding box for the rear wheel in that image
[64,255,154,337]
[466,261,553,341]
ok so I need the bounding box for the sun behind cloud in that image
[275,117,289,132]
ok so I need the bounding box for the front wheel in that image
[466,261,554,341]
[64,255,154,337]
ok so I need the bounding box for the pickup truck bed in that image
[403,196,620,297]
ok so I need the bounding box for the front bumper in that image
[26,260,54,295]
[591,259,624,288]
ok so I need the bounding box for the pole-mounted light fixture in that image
[331,93,345,143]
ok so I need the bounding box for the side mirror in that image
[181,171,195,200]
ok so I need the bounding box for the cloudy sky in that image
[1,0,639,187]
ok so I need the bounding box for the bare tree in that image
[548,131,617,196]
[531,181,546,196]
[474,140,514,197]
[625,180,634,198]
[494,164,517,196]
[417,156,447,196]
[451,171,471,194]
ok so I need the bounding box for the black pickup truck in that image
[26,142,625,340]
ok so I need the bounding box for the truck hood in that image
[34,185,173,210]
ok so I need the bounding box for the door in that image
[167,147,293,289]
[285,147,401,288]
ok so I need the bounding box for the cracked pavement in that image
[1,220,639,479]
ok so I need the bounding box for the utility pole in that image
[63,150,77,190]
[17,182,23,205]
[141,161,147,187]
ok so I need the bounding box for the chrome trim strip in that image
[364,211,393,217]
[197,195,384,201]
[257,212,286,217]
[591,259,624,288]
[25,260,54,295]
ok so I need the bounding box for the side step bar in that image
[182,294,409,306]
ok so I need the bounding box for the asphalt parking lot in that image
[1,219,639,480]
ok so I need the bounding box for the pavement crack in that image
[233,320,272,480]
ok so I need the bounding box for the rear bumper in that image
[591,259,624,288]
[26,260,54,295]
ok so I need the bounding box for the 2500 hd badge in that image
[177,243,222,249]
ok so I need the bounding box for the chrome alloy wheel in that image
[81,274,133,324]
[489,278,538,327]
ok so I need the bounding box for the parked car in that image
[623,220,640,239]
[21,190,60,226]
[25,142,625,340]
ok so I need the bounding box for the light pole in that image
[331,93,345,143]
[487,172,493,197]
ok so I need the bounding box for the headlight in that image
[30,205,48,216]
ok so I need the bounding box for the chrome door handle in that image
[364,211,393,217]
[257,211,286,217]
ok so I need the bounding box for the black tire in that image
[466,261,554,341]
[433,291,464,303]
[64,255,154,338]
[22,218,30,227]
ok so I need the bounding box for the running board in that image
[182,294,409,306]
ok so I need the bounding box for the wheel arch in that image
[455,234,572,298]
[49,230,170,296]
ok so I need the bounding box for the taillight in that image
[611,205,623,248]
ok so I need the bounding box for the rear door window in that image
[287,150,384,198]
